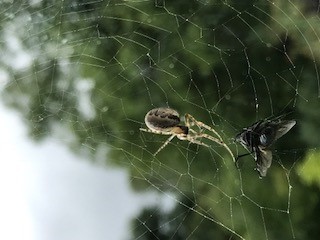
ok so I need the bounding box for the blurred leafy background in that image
[1,0,320,239]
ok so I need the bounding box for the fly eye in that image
[259,134,267,145]
[259,127,274,146]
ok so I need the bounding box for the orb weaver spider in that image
[139,107,235,161]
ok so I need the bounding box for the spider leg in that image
[185,116,236,162]
[140,128,154,133]
[185,114,223,141]
[140,127,177,156]
[188,129,224,145]
[192,132,235,161]
[177,134,210,147]
[140,128,172,136]
[181,132,236,161]
[153,135,176,156]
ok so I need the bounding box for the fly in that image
[235,116,296,178]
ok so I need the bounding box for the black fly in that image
[235,117,296,178]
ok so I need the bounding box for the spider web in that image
[1,0,320,239]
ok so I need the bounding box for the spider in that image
[140,107,235,160]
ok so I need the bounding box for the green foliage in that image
[297,150,320,187]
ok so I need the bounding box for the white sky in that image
[0,102,173,240]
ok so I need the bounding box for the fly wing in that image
[274,120,296,141]
[255,147,273,177]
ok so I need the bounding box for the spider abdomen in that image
[145,107,181,132]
